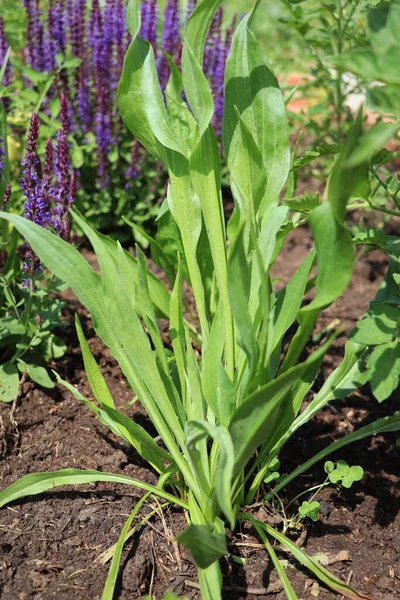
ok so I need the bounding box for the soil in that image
[0,226,399,600]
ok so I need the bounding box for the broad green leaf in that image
[165,55,198,155]
[177,523,228,570]
[327,109,369,224]
[223,1,290,217]
[367,85,400,114]
[0,213,198,495]
[119,0,180,159]
[333,48,400,86]
[136,246,168,373]
[201,304,236,426]
[185,420,235,528]
[0,469,188,510]
[0,362,19,403]
[230,338,332,474]
[347,122,400,167]
[228,226,258,384]
[368,340,400,402]
[352,301,399,345]
[182,0,221,134]
[304,203,354,312]
[75,315,114,409]
[73,210,170,318]
[17,360,54,389]
[270,250,315,356]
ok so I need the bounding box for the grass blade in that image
[242,515,374,600]
[272,412,400,496]
[0,469,188,509]
[247,514,297,600]
[101,493,151,600]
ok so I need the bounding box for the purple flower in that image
[157,0,181,89]
[21,113,49,228]
[76,63,91,131]
[68,0,86,58]
[95,86,111,186]
[0,18,12,86]
[20,114,49,276]
[89,0,105,82]
[140,0,159,53]
[48,0,67,54]
[23,0,47,71]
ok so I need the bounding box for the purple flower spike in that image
[76,63,91,131]
[69,0,86,58]
[157,0,181,89]
[0,18,12,86]
[95,86,111,187]
[23,0,47,71]
[140,0,159,53]
[21,113,50,227]
[89,0,105,82]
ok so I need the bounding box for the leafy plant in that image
[0,1,399,599]
[324,459,364,488]
[298,500,320,521]
[0,80,70,401]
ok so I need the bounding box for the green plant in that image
[0,1,399,598]
[0,101,67,401]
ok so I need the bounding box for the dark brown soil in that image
[0,227,399,600]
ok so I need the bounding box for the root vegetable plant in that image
[1,1,399,599]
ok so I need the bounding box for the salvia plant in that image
[0,75,73,399]
[0,0,234,235]
[0,1,399,598]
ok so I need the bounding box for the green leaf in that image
[368,340,400,402]
[299,501,320,521]
[304,203,354,313]
[75,315,114,408]
[0,469,188,510]
[185,420,235,528]
[0,362,19,403]
[201,304,236,426]
[352,302,399,345]
[248,517,374,600]
[223,1,290,217]
[102,495,150,600]
[0,317,25,336]
[347,122,400,167]
[272,412,400,496]
[270,250,315,355]
[248,516,298,600]
[177,523,228,570]
[118,0,180,159]
[285,192,320,211]
[17,360,54,389]
[291,151,321,170]
[230,338,332,474]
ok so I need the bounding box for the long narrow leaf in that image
[0,469,188,509]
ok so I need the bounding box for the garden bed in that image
[0,227,399,600]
